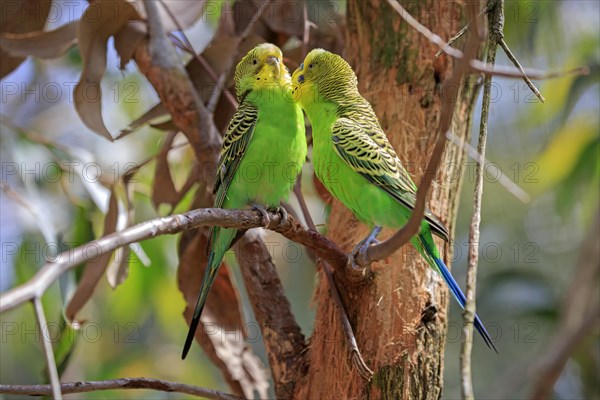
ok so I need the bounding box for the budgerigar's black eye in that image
[309,63,314,69]
[253,59,258,65]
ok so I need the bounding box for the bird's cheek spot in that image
[297,75,305,84]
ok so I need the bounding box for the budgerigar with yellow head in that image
[182,43,306,359]
[292,48,496,351]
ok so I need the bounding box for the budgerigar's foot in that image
[251,204,270,228]
[347,226,382,270]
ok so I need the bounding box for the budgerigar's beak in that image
[266,56,279,66]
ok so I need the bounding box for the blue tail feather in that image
[432,256,498,353]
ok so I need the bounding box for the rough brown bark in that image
[294,1,479,398]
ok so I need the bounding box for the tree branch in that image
[354,0,483,269]
[33,298,62,400]
[385,0,464,59]
[0,378,243,399]
[207,0,271,114]
[497,37,544,102]
[135,1,221,169]
[445,131,530,203]
[461,1,501,398]
[0,208,347,313]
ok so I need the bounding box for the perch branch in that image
[461,1,501,397]
[0,208,347,313]
[353,0,482,269]
[0,377,243,399]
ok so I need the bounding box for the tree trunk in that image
[294,1,479,398]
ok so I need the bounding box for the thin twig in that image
[498,38,545,102]
[461,2,501,397]
[355,1,482,269]
[293,175,374,380]
[385,0,464,59]
[386,0,582,95]
[33,298,62,400]
[435,3,492,58]
[470,61,589,80]
[445,131,530,203]
[0,208,347,313]
[0,377,243,399]
[207,0,271,112]
[161,2,238,110]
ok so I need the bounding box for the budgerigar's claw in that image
[274,205,288,224]
[347,226,382,269]
[252,204,270,228]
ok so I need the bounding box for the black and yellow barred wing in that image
[213,102,258,208]
[331,117,450,241]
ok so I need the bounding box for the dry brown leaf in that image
[0,0,51,77]
[74,0,141,141]
[113,20,146,69]
[65,187,119,321]
[106,245,130,289]
[135,0,206,33]
[0,20,78,59]
[259,0,305,37]
[152,131,180,209]
[117,102,169,139]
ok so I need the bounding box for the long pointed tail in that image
[181,228,237,359]
[418,234,498,353]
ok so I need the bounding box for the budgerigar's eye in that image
[253,59,258,65]
[309,63,314,69]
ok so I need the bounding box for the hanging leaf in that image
[113,20,146,69]
[74,0,141,140]
[0,20,78,59]
[65,187,119,321]
[0,0,51,77]
[151,131,181,210]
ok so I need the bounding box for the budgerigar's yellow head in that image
[234,43,290,102]
[291,49,358,108]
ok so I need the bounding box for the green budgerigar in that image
[182,43,307,359]
[292,49,496,351]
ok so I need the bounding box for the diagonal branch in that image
[0,377,243,399]
[445,131,530,203]
[385,0,464,59]
[353,0,483,269]
[33,298,62,400]
[497,38,544,102]
[206,0,271,113]
[0,208,347,314]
